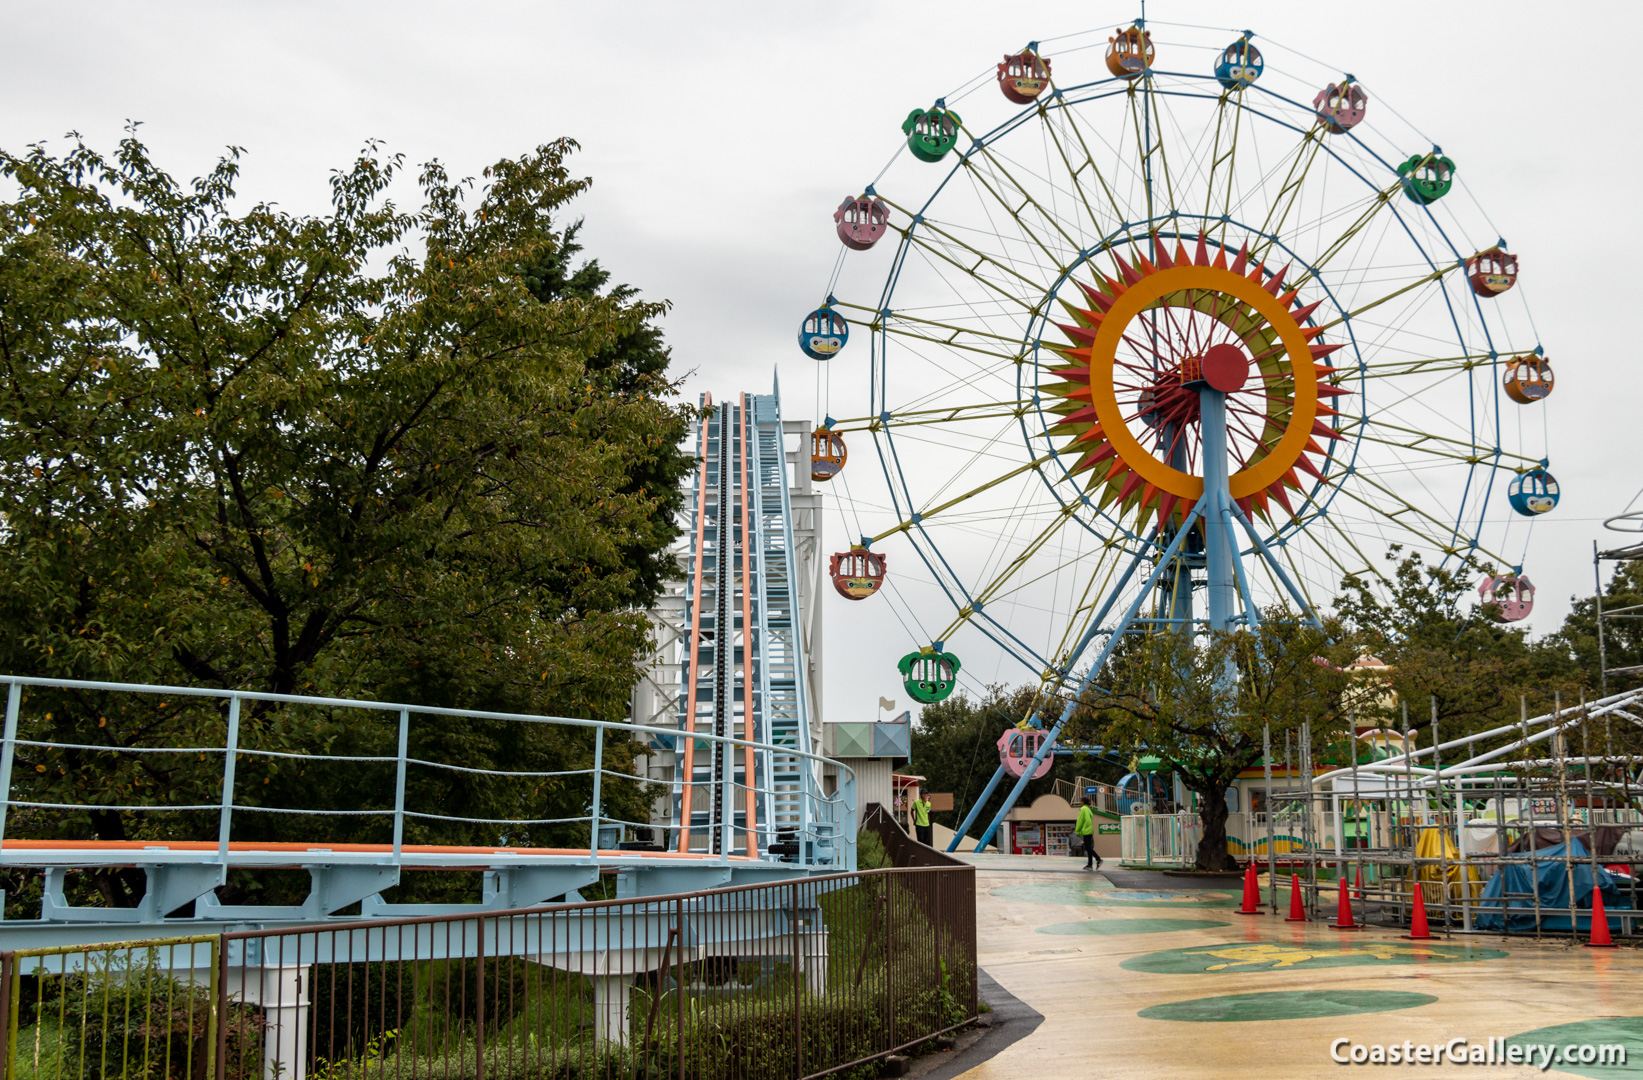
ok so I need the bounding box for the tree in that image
[1334,550,1579,740]
[1550,560,1643,696]
[1069,612,1365,871]
[0,130,689,906]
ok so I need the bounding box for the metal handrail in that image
[0,674,857,870]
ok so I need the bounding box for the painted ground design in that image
[992,881,1234,908]
[1037,917,1231,935]
[1121,939,1509,973]
[1139,989,1438,1022]
[1503,1018,1643,1080]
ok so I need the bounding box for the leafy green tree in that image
[1334,550,1579,740]
[0,131,688,906]
[1068,612,1366,871]
[1550,560,1643,696]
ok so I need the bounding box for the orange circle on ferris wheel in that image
[1084,262,1321,502]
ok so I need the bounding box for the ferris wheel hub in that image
[1198,343,1251,394]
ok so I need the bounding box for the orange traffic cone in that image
[1404,882,1433,940]
[1586,885,1616,949]
[1236,862,1261,915]
[1285,872,1307,922]
[1353,864,1366,900]
[1328,875,1361,930]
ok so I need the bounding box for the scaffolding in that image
[1596,507,1643,696]
[1265,688,1643,939]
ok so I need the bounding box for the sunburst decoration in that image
[1040,233,1354,531]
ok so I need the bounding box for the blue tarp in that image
[1475,839,1633,931]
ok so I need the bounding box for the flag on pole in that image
[879,697,896,712]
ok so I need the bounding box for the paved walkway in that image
[954,860,1643,1079]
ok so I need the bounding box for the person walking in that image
[1075,796,1102,870]
[911,788,934,847]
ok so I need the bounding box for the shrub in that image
[27,950,263,1080]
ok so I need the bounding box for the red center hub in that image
[1200,343,1251,393]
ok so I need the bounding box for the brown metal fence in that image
[0,865,976,1080]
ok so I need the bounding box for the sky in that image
[4,1,1639,728]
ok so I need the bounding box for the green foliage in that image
[855,828,891,871]
[260,879,972,1080]
[1550,560,1643,696]
[1334,550,1575,737]
[0,130,688,905]
[1070,610,1366,870]
[16,951,263,1080]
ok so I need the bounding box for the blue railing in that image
[0,675,856,871]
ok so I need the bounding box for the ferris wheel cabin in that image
[997,50,1051,103]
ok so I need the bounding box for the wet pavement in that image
[953,858,1643,1079]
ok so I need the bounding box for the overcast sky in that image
[5,1,1639,727]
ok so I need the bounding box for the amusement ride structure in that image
[796,21,1557,851]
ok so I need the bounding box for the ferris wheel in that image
[798,21,1556,842]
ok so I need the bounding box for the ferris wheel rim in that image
[824,27,1550,687]
[864,70,1520,577]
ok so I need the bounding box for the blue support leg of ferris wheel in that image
[1231,505,1320,623]
[1220,488,1261,629]
[971,494,1211,854]
[945,763,1010,853]
[946,537,1158,853]
[1199,388,1237,634]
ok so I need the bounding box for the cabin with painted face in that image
[1507,468,1560,516]
[798,307,850,360]
[835,195,889,251]
[1467,247,1518,297]
[1314,80,1368,133]
[1503,355,1553,404]
[998,50,1052,103]
[899,648,961,704]
[811,426,847,481]
[829,546,886,599]
[1215,37,1263,90]
[1106,26,1154,79]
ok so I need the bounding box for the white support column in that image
[208,964,310,1080]
[801,927,829,996]
[590,974,634,1043]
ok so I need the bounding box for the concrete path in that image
[956,860,1643,1079]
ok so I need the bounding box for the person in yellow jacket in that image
[911,788,933,847]
[1075,796,1102,870]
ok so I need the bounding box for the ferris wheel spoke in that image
[827,399,1031,435]
[1036,104,1123,239]
[896,230,1050,316]
[1247,131,1326,266]
[1316,263,1462,334]
[869,450,1073,547]
[1331,474,1477,557]
[877,194,1048,295]
[1049,97,1147,236]
[1201,92,1247,233]
[1309,500,1386,582]
[1138,78,1181,222]
[967,502,1084,611]
[1287,181,1408,294]
[957,148,1082,270]
[1346,415,1535,468]
[975,516,1114,611]
[1048,540,1135,667]
[1356,353,1494,380]
[1125,86,1159,225]
[841,301,1027,363]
